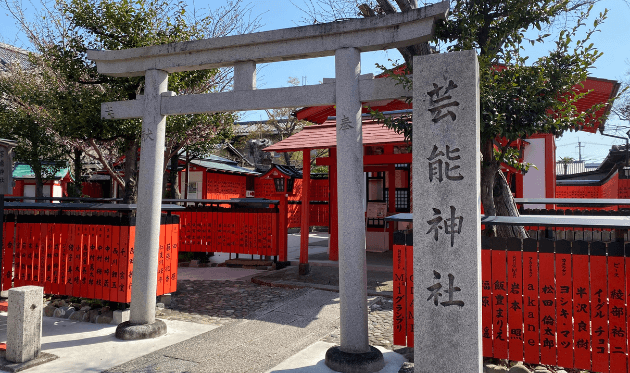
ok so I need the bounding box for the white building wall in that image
[522,138,546,209]
[52,183,62,202]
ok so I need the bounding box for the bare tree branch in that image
[376,0,397,14]
[88,138,125,187]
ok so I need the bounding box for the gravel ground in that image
[156,279,309,326]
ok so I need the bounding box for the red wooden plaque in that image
[490,237,508,359]
[538,239,557,366]
[405,244,413,347]
[110,221,121,303]
[481,237,493,357]
[607,242,627,372]
[103,223,113,302]
[554,240,573,369]
[1,221,14,291]
[118,222,129,304]
[126,224,136,303]
[170,221,178,293]
[506,237,524,362]
[393,244,407,346]
[590,241,609,373]
[522,238,540,365]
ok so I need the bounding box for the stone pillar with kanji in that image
[412,50,482,372]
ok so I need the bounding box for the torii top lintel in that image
[87,2,448,78]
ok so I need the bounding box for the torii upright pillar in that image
[325,47,384,372]
[116,69,169,339]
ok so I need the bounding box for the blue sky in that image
[1,0,629,164]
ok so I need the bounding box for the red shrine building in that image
[260,74,620,260]
[293,76,620,207]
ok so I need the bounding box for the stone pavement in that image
[106,289,359,373]
[109,262,409,373]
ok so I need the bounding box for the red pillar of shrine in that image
[329,148,338,260]
[300,149,311,274]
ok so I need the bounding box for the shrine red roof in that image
[296,77,620,132]
[264,119,406,153]
[572,77,620,133]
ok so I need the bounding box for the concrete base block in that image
[112,310,130,325]
[324,345,384,373]
[115,319,167,340]
[159,294,172,307]
[7,286,43,364]
[298,263,310,276]
[0,351,58,372]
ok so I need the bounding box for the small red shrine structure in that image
[265,119,412,262]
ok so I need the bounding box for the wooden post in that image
[329,148,338,261]
[300,150,311,274]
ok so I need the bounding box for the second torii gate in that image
[88,2,447,371]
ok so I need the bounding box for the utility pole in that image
[576,140,585,162]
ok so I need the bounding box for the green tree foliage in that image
[299,0,614,236]
[4,0,258,202]
[378,2,608,229]
[0,56,68,198]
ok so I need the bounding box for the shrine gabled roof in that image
[295,76,620,132]
[263,119,407,153]
[260,164,303,179]
[13,163,69,179]
[190,159,259,176]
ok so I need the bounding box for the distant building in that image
[9,163,71,201]
[0,42,32,72]
[556,144,630,207]
[556,161,600,176]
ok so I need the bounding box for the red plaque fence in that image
[1,209,178,303]
[287,201,330,228]
[394,237,630,372]
[174,204,280,257]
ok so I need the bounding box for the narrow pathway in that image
[105,289,341,373]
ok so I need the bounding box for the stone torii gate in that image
[88,2,447,370]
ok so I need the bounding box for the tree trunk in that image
[169,152,181,199]
[30,161,44,201]
[122,137,138,204]
[480,140,498,236]
[493,170,528,239]
[283,152,291,166]
[70,147,83,197]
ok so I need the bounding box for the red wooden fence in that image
[287,202,329,228]
[1,210,178,303]
[394,237,630,372]
[174,205,280,257]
